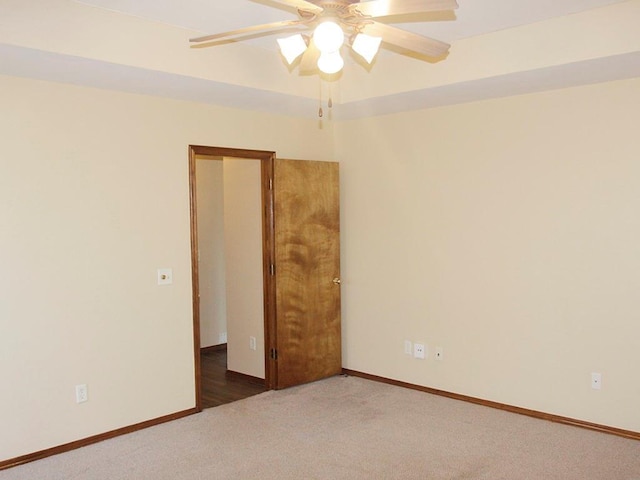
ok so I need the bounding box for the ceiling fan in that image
[190,0,459,75]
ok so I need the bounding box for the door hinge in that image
[269,178,273,190]
[270,348,278,360]
[270,263,275,276]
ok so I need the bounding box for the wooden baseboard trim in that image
[342,368,640,442]
[0,407,199,471]
[226,369,266,386]
[200,343,227,354]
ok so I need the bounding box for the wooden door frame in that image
[188,145,276,411]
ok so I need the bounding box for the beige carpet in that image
[2,376,639,479]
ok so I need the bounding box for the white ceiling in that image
[1,0,638,118]
[76,0,626,45]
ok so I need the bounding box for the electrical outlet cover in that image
[75,384,88,403]
[414,343,426,359]
[404,340,412,355]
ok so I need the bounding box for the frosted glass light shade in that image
[317,51,344,74]
[277,34,307,64]
[313,21,344,53]
[352,33,382,63]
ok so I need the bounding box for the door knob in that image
[332,278,341,285]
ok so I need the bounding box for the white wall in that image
[224,159,265,379]
[335,78,640,432]
[195,157,227,348]
[0,74,333,461]
[195,156,265,376]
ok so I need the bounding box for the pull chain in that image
[318,77,324,118]
[319,78,333,117]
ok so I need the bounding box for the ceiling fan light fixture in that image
[277,34,308,64]
[317,51,344,74]
[191,0,457,79]
[352,33,382,63]
[313,20,344,54]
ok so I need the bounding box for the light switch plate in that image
[157,268,173,285]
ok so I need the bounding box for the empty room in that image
[1,0,639,478]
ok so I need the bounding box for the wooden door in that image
[273,159,341,389]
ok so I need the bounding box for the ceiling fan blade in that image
[190,19,304,44]
[362,22,450,57]
[354,0,458,18]
[299,43,320,74]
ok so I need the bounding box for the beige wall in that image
[2,69,639,462]
[195,157,227,348]
[0,74,333,461]
[224,159,265,379]
[335,77,640,432]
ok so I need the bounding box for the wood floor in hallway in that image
[200,346,268,409]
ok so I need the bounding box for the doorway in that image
[189,146,276,411]
[189,146,343,410]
